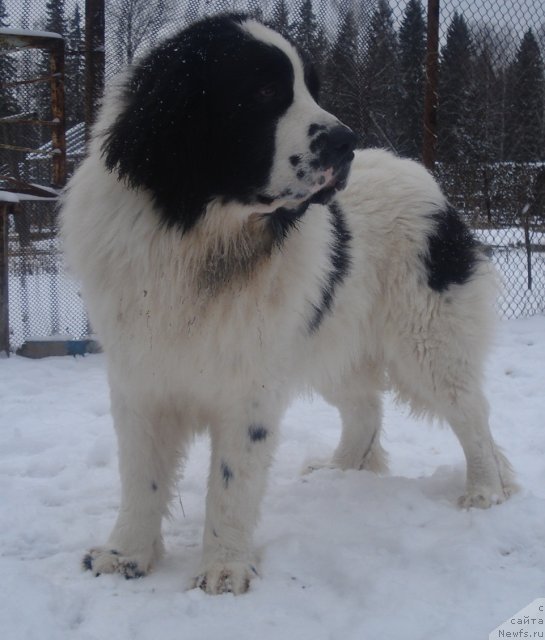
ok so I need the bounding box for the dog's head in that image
[101,14,356,232]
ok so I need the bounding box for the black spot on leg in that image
[248,424,268,442]
[151,481,158,492]
[122,562,145,579]
[221,460,234,488]
[296,169,306,180]
[290,154,301,167]
[82,554,94,571]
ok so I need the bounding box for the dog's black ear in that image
[101,15,247,231]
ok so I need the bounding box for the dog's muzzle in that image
[316,125,357,173]
[255,124,357,211]
[310,125,357,199]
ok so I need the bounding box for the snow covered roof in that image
[0,183,59,203]
[0,28,62,39]
[0,28,63,49]
[27,122,86,161]
[0,190,21,203]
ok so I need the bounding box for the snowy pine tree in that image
[437,13,475,162]
[322,9,362,140]
[108,0,174,71]
[267,0,292,41]
[469,43,502,161]
[363,0,402,151]
[291,0,328,77]
[398,0,426,159]
[505,29,544,161]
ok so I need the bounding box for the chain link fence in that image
[1,0,86,351]
[1,0,544,351]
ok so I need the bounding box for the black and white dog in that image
[61,14,516,594]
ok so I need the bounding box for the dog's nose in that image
[320,125,357,167]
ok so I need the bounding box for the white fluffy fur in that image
[61,24,516,596]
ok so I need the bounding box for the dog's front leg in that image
[194,402,281,594]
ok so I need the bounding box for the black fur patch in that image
[248,424,268,441]
[101,14,295,232]
[424,206,480,292]
[266,201,310,246]
[308,201,352,333]
[82,553,93,571]
[122,562,145,580]
[310,133,328,154]
[308,124,326,137]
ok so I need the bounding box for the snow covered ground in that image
[1,315,544,640]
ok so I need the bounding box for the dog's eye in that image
[256,83,277,101]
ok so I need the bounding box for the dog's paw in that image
[303,447,388,475]
[193,561,258,595]
[302,457,337,475]
[458,478,519,509]
[458,491,499,509]
[457,487,509,509]
[82,547,152,579]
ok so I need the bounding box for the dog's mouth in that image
[256,155,354,212]
[310,156,354,202]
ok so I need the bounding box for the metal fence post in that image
[50,38,66,188]
[85,0,105,141]
[0,204,9,356]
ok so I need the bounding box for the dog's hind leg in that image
[439,388,518,508]
[307,361,388,474]
[388,319,518,508]
[82,389,186,578]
